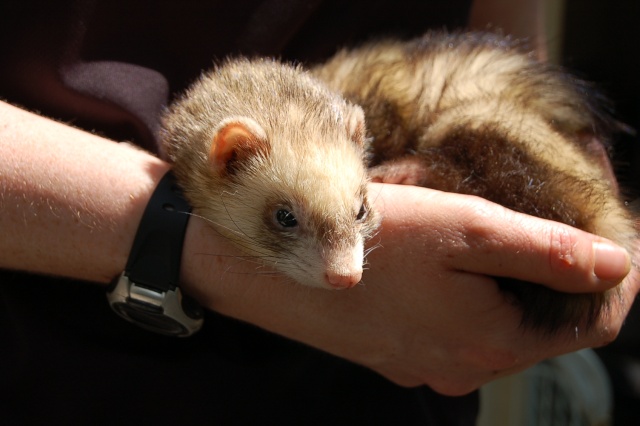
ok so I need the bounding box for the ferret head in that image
[205,110,378,289]
[169,61,380,289]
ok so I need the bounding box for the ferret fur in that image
[161,58,378,290]
[313,31,638,332]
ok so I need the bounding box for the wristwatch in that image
[107,171,203,337]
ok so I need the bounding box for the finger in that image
[444,196,632,293]
[369,183,632,294]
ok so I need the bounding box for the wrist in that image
[179,215,248,311]
[108,170,203,336]
[179,214,303,329]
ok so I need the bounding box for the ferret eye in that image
[356,203,368,221]
[276,209,298,228]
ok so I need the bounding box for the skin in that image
[2,100,636,396]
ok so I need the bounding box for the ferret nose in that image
[325,271,362,289]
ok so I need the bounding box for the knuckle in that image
[457,199,502,250]
[547,225,581,273]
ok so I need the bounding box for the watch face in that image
[111,301,191,337]
[107,274,203,337]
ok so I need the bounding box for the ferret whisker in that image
[184,207,282,259]
[180,210,244,237]
[218,194,254,238]
[180,210,260,243]
[226,255,279,270]
[363,243,381,259]
[194,252,277,261]
[366,181,385,209]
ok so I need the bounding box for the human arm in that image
[0,100,169,283]
[1,100,636,396]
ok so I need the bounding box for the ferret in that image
[312,31,638,332]
[161,32,636,333]
[161,58,379,290]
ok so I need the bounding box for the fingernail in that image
[593,241,631,283]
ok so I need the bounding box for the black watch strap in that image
[107,171,203,337]
[125,171,191,292]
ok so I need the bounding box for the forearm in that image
[0,100,169,283]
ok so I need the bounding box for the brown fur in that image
[161,58,379,289]
[313,31,638,333]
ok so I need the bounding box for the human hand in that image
[181,182,638,395]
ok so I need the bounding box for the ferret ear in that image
[345,105,366,148]
[209,117,270,173]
